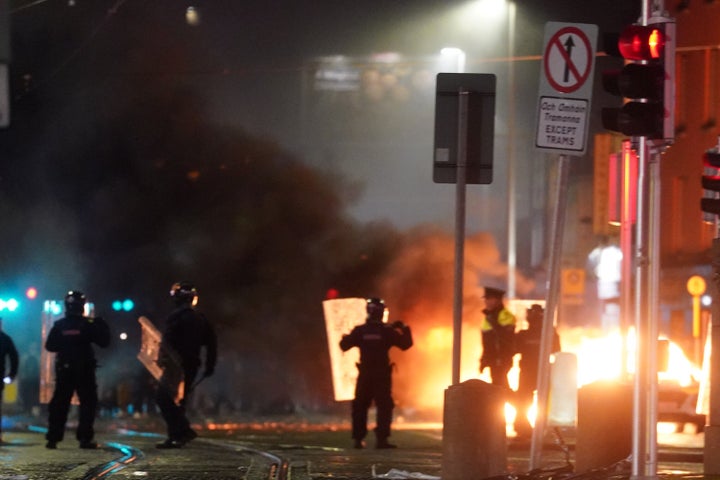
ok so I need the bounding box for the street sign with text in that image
[535,22,598,156]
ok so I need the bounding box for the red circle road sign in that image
[543,26,593,94]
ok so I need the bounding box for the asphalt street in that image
[0,414,707,480]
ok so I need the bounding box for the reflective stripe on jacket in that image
[481,308,516,332]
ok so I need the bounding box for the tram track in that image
[199,438,291,480]
[82,442,143,480]
[81,435,294,480]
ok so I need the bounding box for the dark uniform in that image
[156,282,217,449]
[0,322,19,443]
[480,287,516,389]
[339,298,413,449]
[45,291,110,449]
[514,304,561,438]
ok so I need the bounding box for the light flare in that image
[407,324,700,428]
[323,298,701,431]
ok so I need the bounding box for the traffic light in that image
[601,18,675,140]
[43,300,62,316]
[701,145,720,215]
[0,298,18,312]
[112,298,135,312]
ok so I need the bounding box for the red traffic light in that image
[618,25,665,61]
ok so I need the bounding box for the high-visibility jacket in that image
[480,307,516,367]
[481,308,516,332]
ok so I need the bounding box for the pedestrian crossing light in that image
[112,298,135,312]
[601,19,675,140]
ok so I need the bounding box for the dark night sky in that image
[6,0,641,230]
[0,0,644,305]
[0,0,646,413]
[0,0,644,280]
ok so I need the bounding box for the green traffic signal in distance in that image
[0,298,18,312]
[112,299,135,312]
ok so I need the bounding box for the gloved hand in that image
[391,320,405,329]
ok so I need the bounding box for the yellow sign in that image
[562,268,586,296]
[2,380,17,404]
[687,275,707,296]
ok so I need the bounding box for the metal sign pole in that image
[631,137,650,480]
[530,153,570,469]
[646,148,661,476]
[451,88,469,386]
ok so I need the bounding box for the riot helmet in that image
[65,290,87,315]
[366,297,385,322]
[170,281,198,307]
[526,304,544,325]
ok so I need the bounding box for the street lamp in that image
[449,0,517,296]
[439,48,466,73]
[505,1,517,299]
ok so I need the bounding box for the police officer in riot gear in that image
[0,319,19,444]
[155,282,217,449]
[340,297,413,449]
[514,304,561,439]
[45,291,110,449]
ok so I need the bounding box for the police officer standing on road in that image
[340,297,413,449]
[0,319,19,444]
[45,291,110,449]
[514,304,561,439]
[155,282,217,449]
[479,287,516,389]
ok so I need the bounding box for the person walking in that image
[479,287,516,389]
[514,304,561,439]
[155,281,217,449]
[45,291,110,449]
[0,319,19,444]
[339,297,413,449]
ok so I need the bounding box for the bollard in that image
[576,380,632,473]
[442,379,507,480]
[548,352,578,427]
[704,425,720,473]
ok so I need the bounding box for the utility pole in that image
[700,138,720,473]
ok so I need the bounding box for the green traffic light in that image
[0,298,18,312]
[112,299,134,312]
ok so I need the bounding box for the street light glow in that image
[439,48,466,73]
[186,6,200,26]
[451,0,511,32]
